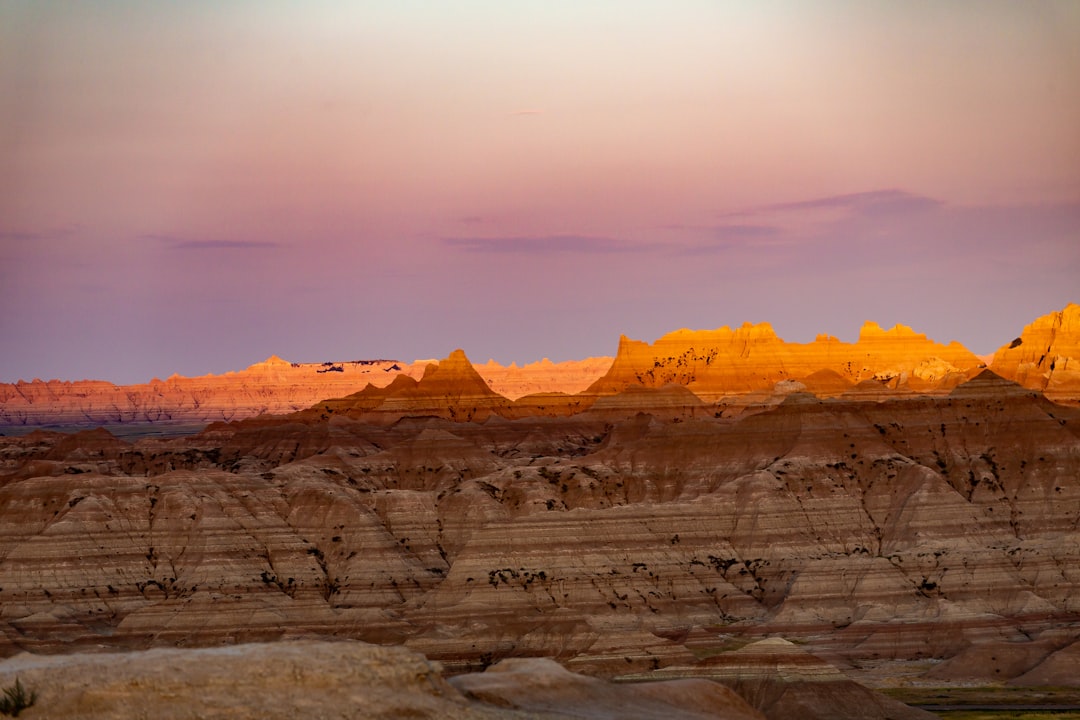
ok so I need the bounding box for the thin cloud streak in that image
[735,189,945,217]
[0,225,84,242]
[444,235,645,254]
[712,224,781,239]
[671,224,789,256]
[0,230,47,242]
[142,234,280,250]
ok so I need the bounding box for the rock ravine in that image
[0,304,1078,716]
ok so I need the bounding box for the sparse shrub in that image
[0,678,36,717]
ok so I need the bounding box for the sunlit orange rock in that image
[990,302,1080,402]
[0,357,427,427]
[316,349,513,423]
[0,354,614,428]
[476,357,614,400]
[4,367,1077,682]
[588,320,983,400]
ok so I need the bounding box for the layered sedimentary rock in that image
[0,355,614,428]
[990,302,1080,401]
[1,355,1078,694]
[628,637,935,720]
[450,657,764,720]
[477,357,614,400]
[0,641,508,720]
[0,639,780,720]
[1,306,1079,716]
[316,350,515,424]
[0,356,428,427]
[6,304,1080,429]
[587,320,983,400]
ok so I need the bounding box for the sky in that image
[2,1,1079,384]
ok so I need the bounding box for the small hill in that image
[626,637,935,720]
[319,349,514,423]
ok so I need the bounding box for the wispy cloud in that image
[712,224,782,239]
[0,230,46,242]
[444,234,640,254]
[0,224,83,242]
[751,189,943,216]
[660,222,791,256]
[143,234,280,250]
[172,240,279,250]
[509,109,543,116]
[675,225,794,256]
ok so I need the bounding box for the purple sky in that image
[2,2,1079,384]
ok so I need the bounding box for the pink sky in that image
[2,2,1079,383]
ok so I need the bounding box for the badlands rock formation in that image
[0,355,612,428]
[5,304,1079,429]
[990,302,1080,402]
[628,637,935,720]
[0,639,772,719]
[588,320,983,399]
[0,343,1078,696]
[450,657,764,720]
[477,357,614,400]
[0,356,428,427]
[0,305,1078,716]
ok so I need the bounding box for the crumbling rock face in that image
[1,306,1079,703]
[6,305,1079,431]
[0,641,528,719]
[0,356,429,427]
[991,302,1080,402]
[587,320,983,399]
[0,354,613,428]
[450,657,765,720]
[0,639,784,719]
[628,637,936,720]
[1,360,1078,690]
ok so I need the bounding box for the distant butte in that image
[1,303,1078,429]
[587,319,983,399]
[988,302,1080,401]
[1,303,1079,717]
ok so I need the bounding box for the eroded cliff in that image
[1,353,1078,690]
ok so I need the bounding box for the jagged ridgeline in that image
[3,303,1077,428]
[0,304,1078,718]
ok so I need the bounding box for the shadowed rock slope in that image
[0,639,772,719]
[0,355,611,428]
[628,637,935,720]
[0,357,429,427]
[1,351,1078,699]
[5,304,1079,430]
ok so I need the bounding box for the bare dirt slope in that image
[0,640,769,720]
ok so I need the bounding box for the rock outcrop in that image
[1,367,1078,689]
[990,303,1080,402]
[0,355,614,428]
[478,357,615,400]
[451,657,765,720]
[1,305,1078,715]
[0,357,428,427]
[6,305,1080,429]
[0,641,506,720]
[627,637,935,720]
[316,350,514,424]
[0,639,771,719]
[587,321,983,400]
